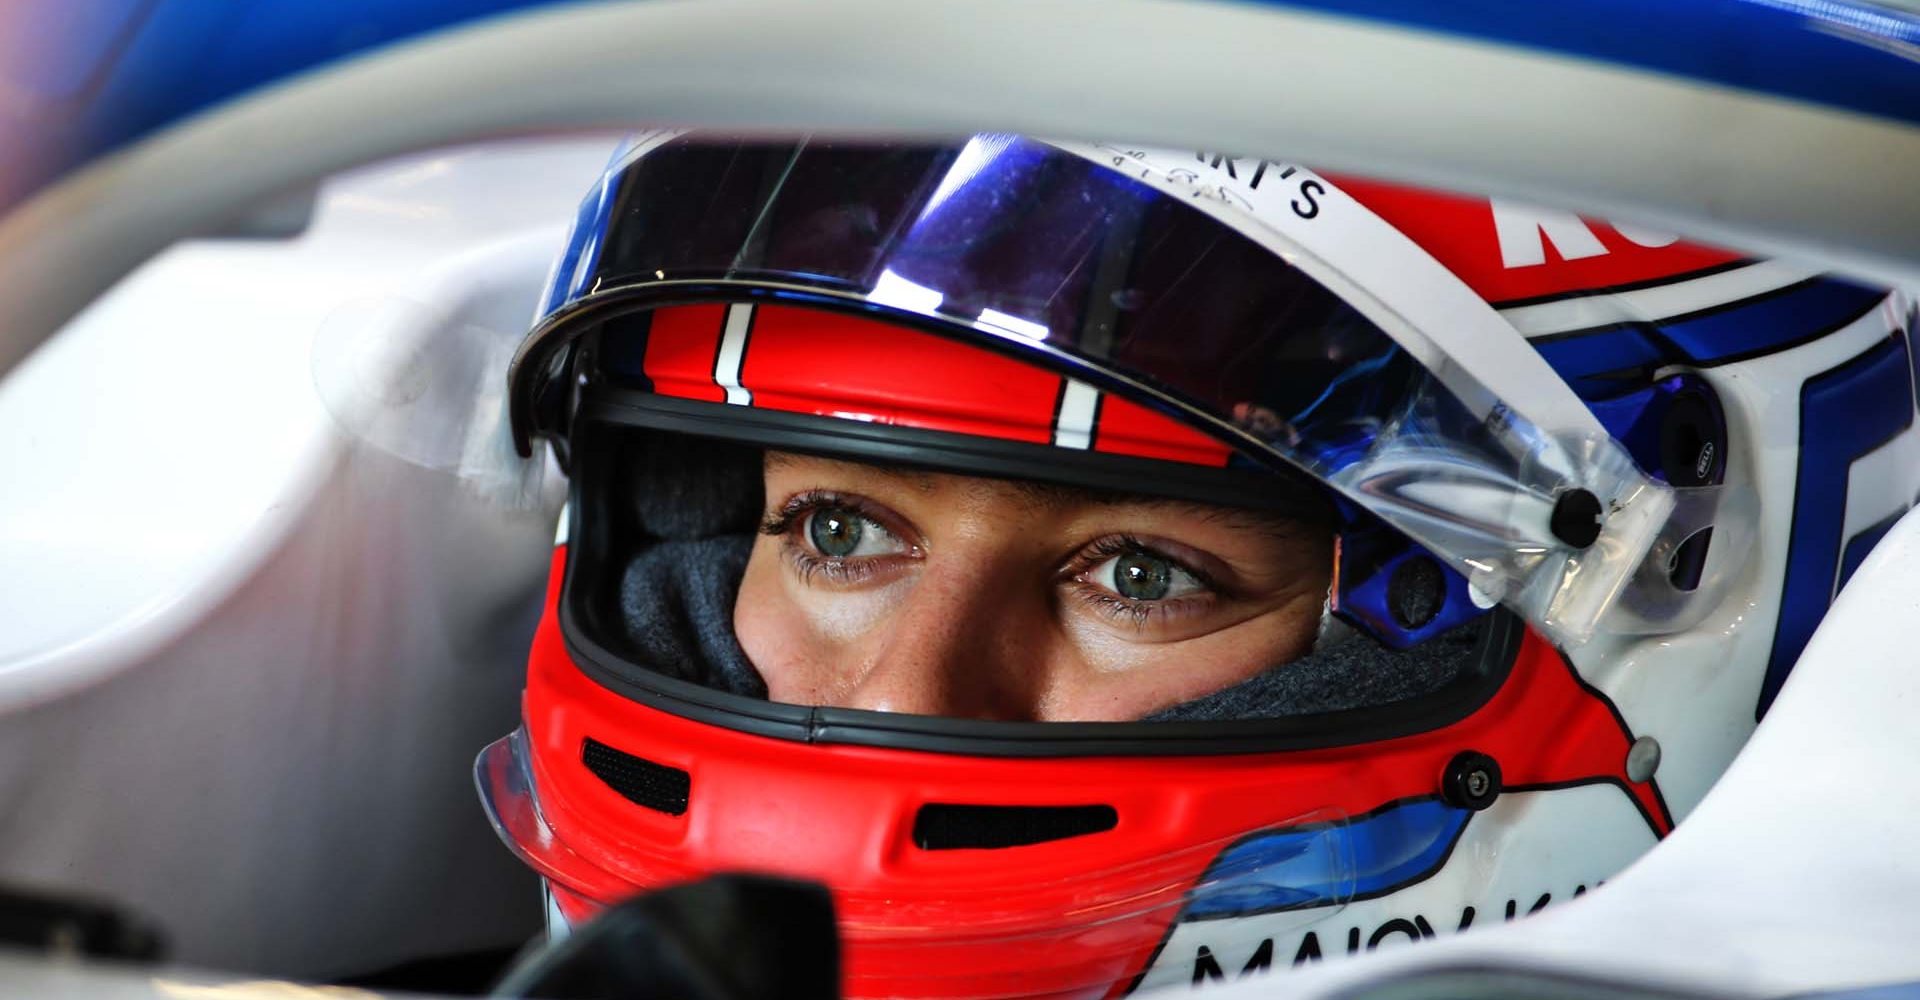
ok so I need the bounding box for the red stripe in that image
[641,303,1245,470]
[642,304,728,403]
[1334,175,1741,304]
[1093,396,1233,466]
[740,305,1060,444]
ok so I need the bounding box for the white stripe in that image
[714,303,754,406]
[1501,259,1822,338]
[1053,379,1099,450]
[543,882,573,943]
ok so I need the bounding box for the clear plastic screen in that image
[520,132,1734,646]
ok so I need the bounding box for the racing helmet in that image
[478,133,1917,998]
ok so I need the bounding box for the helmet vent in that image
[912,803,1117,850]
[582,738,690,816]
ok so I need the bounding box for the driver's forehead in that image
[761,450,1307,536]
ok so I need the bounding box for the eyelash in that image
[1067,535,1220,627]
[763,491,909,585]
[764,495,1223,625]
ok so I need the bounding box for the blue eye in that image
[1087,548,1204,602]
[803,506,905,559]
[1114,550,1172,600]
[809,507,864,557]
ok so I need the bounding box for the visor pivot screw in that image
[1550,489,1603,549]
[1442,751,1502,811]
[1625,736,1662,783]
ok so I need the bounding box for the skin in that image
[733,451,1333,722]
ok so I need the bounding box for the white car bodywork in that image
[0,139,615,977]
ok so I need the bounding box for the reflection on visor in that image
[513,133,1753,647]
[567,133,1420,473]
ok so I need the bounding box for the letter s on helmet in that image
[475,133,1917,997]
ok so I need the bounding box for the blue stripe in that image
[541,138,632,316]
[1761,333,1914,718]
[542,189,600,317]
[1249,0,1920,127]
[1839,507,1909,594]
[1532,328,1670,400]
[1657,280,1887,365]
[1532,278,1886,401]
[1183,798,1468,920]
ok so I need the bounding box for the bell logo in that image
[1491,200,1680,269]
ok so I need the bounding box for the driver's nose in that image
[833,540,1049,720]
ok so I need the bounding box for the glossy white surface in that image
[1135,784,1659,994]
[0,138,612,976]
[1573,297,1915,824]
[1204,502,1920,998]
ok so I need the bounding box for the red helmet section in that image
[518,549,1670,999]
[1333,176,1743,303]
[634,303,1237,468]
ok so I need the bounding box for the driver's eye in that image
[803,506,904,558]
[1084,548,1205,602]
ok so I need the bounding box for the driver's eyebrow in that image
[770,452,1197,507]
[765,450,940,493]
[767,452,1168,506]
[764,451,1318,537]
[1006,478,1166,510]
[1002,480,1318,539]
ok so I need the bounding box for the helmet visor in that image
[515,133,1735,649]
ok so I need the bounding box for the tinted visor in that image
[531,134,1415,476]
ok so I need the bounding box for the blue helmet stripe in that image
[1182,798,1469,920]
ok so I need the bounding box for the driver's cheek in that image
[732,539,895,707]
[1054,598,1324,719]
[1049,614,1225,720]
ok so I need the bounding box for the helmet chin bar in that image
[476,724,1361,999]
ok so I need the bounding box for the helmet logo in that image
[1491,201,1680,269]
